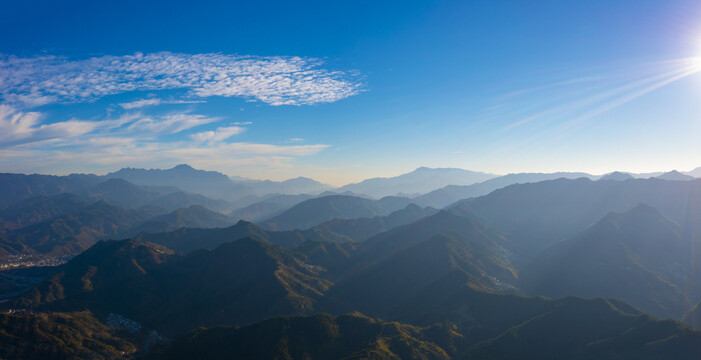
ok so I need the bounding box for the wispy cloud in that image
[127,113,222,134]
[191,125,245,143]
[119,98,205,109]
[0,52,363,108]
[0,105,113,146]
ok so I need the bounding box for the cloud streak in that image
[0,52,363,108]
[191,125,246,143]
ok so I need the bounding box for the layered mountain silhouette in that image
[599,171,635,181]
[0,172,101,209]
[136,204,436,253]
[520,204,693,319]
[451,177,701,263]
[3,166,701,358]
[338,167,497,198]
[414,172,597,208]
[88,178,232,212]
[262,195,414,230]
[12,237,340,335]
[123,205,234,237]
[0,201,163,260]
[228,193,315,222]
[0,193,93,231]
[656,170,696,181]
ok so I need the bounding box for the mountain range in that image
[3,165,701,359]
[338,167,497,198]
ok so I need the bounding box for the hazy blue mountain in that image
[123,205,235,237]
[329,232,517,316]
[137,204,436,253]
[0,172,101,209]
[105,164,254,201]
[148,190,233,213]
[0,201,164,260]
[685,167,701,178]
[465,296,701,360]
[349,209,511,275]
[87,178,163,208]
[520,204,692,319]
[390,278,701,360]
[88,178,232,212]
[0,193,93,231]
[304,203,439,244]
[237,176,334,196]
[599,171,635,181]
[452,177,701,264]
[228,194,315,222]
[656,170,696,181]
[414,172,597,208]
[262,195,413,231]
[338,167,497,198]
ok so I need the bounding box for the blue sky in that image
[1,0,701,185]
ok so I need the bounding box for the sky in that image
[1,0,701,186]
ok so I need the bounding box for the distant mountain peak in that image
[656,170,695,181]
[599,171,634,181]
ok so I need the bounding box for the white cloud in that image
[285,138,305,143]
[0,52,363,108]
[128,113,222,134]
[119,98,162,109]
[0,105,105,146]
[119,98,205,109]
[0,135,331,178]
[191,125,245,143]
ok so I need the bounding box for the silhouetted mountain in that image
[330,232,516,316]
[124,205,234,236]
[263,195,413,231]
[13,237,336,335]
[148,191,232,213]
[520,204,691,319]
[656,170,696,181]
[87,178,232,212]
[0,193,93,230]
[105,164,254,201]
[156,287,701,360]
[599,171,635,181]
[350,209,511,273]
[293,240,358,276]
[338,167,497,198]
[238,176,334,196]
[451,177,701,263]
[228,194,315,222]
[0,173,101,209]
[685,167,701,178]
[88,178,163,208]
[158,313,451,360]
[136,204,436,254]
[304,204,439,243]
[388,278,701,360]
[414,172,597,208]
[0,201,163,260]
[0,311,138,360]
[465,296,701,360]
